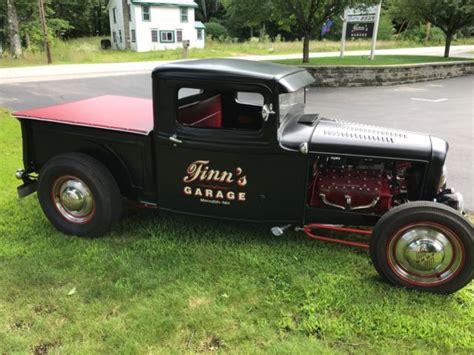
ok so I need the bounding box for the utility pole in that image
[38,0,52,64]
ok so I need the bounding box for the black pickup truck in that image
[13,59,472,294]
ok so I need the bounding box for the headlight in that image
[439,164,448,190]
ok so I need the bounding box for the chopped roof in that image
[153,59,315,92]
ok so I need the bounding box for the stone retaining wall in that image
[301,61,474,87]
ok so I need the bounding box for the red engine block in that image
[309,166,393,214]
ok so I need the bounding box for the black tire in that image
[370,202,473,294]
[38,153,122,237]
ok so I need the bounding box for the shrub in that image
[205,22,228,41]
[402,23,445,44]
[377,14,394,40]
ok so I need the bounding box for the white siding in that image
[129,3,137,51]
[108,0,126,50]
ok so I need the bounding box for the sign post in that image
[340,2,382,60]
[340,8,348,58]
[369,1,382,60]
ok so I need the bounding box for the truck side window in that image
[177,88,263,131]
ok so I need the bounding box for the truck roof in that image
[153,59,315,92]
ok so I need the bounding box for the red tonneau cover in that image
[13,95,153,135]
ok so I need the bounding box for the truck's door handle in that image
[169,135,183,144]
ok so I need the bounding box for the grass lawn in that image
[0,108,473,353]
[272,55,471,66]
[1,36,474,67]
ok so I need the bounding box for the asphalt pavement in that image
[1,74,472,209]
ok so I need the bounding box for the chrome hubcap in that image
[52,176,95,223]
[388,224,463,285]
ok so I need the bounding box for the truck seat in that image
[178,95,222,128]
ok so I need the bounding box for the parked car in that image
[13,59,473,294]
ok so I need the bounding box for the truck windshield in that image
[279,88,305,124]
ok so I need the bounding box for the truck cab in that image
[152,59,314,223]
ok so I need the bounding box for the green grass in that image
[272,55,471,66]
[1,36,474,67]
[0,108,473,353]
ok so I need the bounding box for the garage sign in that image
[340,3,382,59]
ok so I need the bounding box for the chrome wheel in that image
[387,222,464,286]
[52,176,95,224]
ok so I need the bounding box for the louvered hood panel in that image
[308,118,433,161]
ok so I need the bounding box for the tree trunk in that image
[302,33,310,63]
[444,31,452,58]
[25,33,31,49]
[122,0,130,49]
[260,23,265,42]
[425,22,431,44]
[7,0,22,58]
[200,0,207,22]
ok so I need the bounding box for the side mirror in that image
[261,104,275,122]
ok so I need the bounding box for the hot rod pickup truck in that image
[13,59,472,294]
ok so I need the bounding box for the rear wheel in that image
[38,153,122,237]
[370,202,473,294]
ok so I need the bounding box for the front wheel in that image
[38,153,122,237]
[370,202,473,294]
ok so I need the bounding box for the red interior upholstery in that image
[178,95,222,128]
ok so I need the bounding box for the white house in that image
[106,0,205,52]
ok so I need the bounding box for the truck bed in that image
[13,95,153,135]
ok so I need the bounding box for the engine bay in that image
[308,156,423,214]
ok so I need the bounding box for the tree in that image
[196,0,226,22]
[6,0,22,58]
[273,0,361,63]
[226,0,272,39]
[394,0,474,57]
[49,0,109,38]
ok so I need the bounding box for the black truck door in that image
[154,80,307,223]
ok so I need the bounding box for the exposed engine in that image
[308,156,412,214]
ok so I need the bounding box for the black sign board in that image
[346,22,374,39]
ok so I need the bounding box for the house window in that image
[131,29,136,43]
[176,30,183,42]
[118,30,122,43]
[197,29,203,40]
[112,31,117,43]
[160,30,175,43]
[113,8,117,24]
[180,7,188,22]
[142,5,150,21]
[128,5,131,22]
[151,29,158,42]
